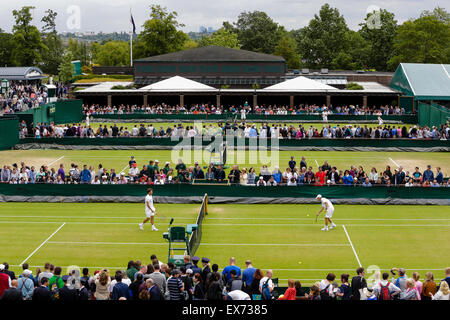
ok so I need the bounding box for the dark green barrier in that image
[89,113,418,123]
[20,100,83,125]
[17,136,450,149]
[0,117,19,150]
[0,184,447,199]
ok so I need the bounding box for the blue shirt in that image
[242,267,256,286]
[112,282,130,300]
[222,265,241,282]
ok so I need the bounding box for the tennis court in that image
[1,202,449,286]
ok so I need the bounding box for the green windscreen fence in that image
[0,117,19,150]
[19,100,83,125]
[418,102,450,128]
[399,96,414,113]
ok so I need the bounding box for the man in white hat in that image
[315,194,336,231]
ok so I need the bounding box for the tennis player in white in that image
[315,194,336,231]
[139,188,158,231]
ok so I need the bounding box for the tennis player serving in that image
[139,188,158,231]
[315,194,336,231]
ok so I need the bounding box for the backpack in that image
[378,282,391,300]
[320,284,331,300]
[50,276,61,300]
[261,278,274,300]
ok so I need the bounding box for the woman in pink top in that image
[412,272,423,300]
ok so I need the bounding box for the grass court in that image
[1,202,449,286]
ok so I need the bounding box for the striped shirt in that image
[167,277,183,300]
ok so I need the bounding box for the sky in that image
[0,0,446,34]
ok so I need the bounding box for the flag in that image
[130,12,136,34]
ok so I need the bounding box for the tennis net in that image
[189,193,208,256]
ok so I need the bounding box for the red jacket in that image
[278,287,296,300]
[0,272,10,297]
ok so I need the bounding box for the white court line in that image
[19,223,66,266]
[343,225,362,267]
[47,156,65,167]
[119,164,129,175]
[0,221,448,227]
[389,157,400,167]
[0,215,449,221]
[47,241,349,247]
[315,159,319,167]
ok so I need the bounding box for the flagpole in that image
[130,31,133,67]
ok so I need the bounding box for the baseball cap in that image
[0,264,5,271]
[186,269,193,275]
[315,194,322,199]
[23,269,32,276]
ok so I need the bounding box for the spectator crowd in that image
[19,121,449,140]
[0,257,448,301]
[0,157,447,187]
[83,103,407,116]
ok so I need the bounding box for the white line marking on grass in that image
[1,215,450,222]
[315,159,319,167]
[47,156,65,167]
[119,164,129,175]
[343,225,362,267]
[0,221,448,227]
[19,222,66,266]
[47,241,349,247]
[389,157,400,167]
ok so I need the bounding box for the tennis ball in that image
[307,214,310,217]
[298,261,302,264]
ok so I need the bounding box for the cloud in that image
[0,0,442,33]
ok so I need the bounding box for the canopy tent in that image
[262,76,337,91]
[389,63,450,101]
[138,76,216,91]
[0,67,46,81]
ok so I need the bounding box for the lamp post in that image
[1,79,9,95]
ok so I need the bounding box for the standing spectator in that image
[94,270,111,300]
[17,269,34,300]
[400,279,419,300]
[222,257,241,282]
[147,278,163,300]
[226,270,243,292]
[38,263,53,283]
[351,267,367,300]
[259,270,274,300]
[391,268,408,291]
[0,279,22,301]
[48,266,64,292]
[336,274,351,300]
[112,270,130,300]
[167,269,184,300]
[430,281,449,300]
[422,165,434,182]
[242,260,256,294]
[126,261,138,281]
[59,275,78,301]
[201,258,211,283]
[193,273,205,300]
[412,272,423,300]
[0,264,12,297]
[319,273,336,300]
[80,165,91,184]
[2,263,15,280]
[32,278,52,301]
[149,264,167,295]
[372,272,401,300]
[443,267,450,287]
[435,167,443,184]
[422,272,437,300]
[288,156,296,171]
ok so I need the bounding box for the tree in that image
[11,6,47,66]
[94,41,130,66]
[420,6,450,24]
[198,28,240,49]
[183,39,198,50]
[0,29,13,67]
[67,38,91,66]
[341,30,371,70]
[227,11,285,54]
[133,5,188,59]
[388,14,450,70]
[58,50,74,83]
[359,9,397,71]
[40,9,64,75]
[298,4,349,68]
[273,35,300,69]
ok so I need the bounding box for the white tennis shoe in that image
[152,225,158,231]
[139,223,144,230]
[329,223,336,229]
[321,226,328,231]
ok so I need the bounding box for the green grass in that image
[1,202,449,286]
[1,149,448,177]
